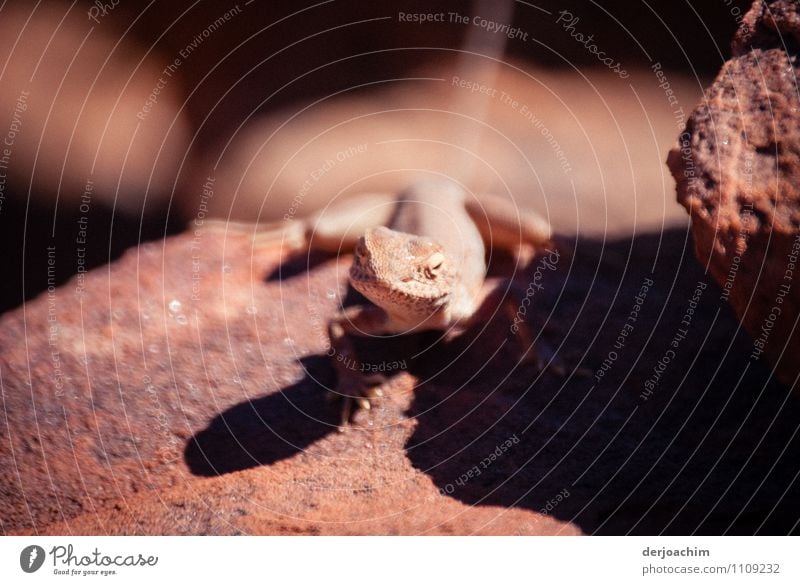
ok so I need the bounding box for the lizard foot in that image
[331,373,387,431]
[529,339,566,376]
[512,319,565,376]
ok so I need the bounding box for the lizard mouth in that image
[348,258,373,285]
[348,269,383,294]
[349,271,449,306]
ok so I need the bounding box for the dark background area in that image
[0,0,750,313]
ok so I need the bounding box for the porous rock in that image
[668,0,800,385]
[2,222,797,535]
[0,223,577,535]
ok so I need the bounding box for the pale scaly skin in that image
[268,180,558,428]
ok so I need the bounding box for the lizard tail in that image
[193,218,308,252]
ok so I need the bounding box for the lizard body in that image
[276,179,555,426]
[350,180,485,332]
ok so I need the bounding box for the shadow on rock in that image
[186,227,800,535]
[265,249,332,282]
[405,228,800,535]
[185,356,338,476]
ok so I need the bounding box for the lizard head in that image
[349,226,453,312]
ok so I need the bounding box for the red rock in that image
[2,223,797,535]
[668,0,800,386]
[0,223,577,535]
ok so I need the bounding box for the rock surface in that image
[2,223,798,535]
[667,0,800,386]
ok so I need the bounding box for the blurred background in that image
[0,0,751,312]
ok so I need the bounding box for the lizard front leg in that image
[465,277,564,375]
[464,192,552,268]
[328,304,391,429]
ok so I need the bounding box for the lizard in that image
[273,179,560,427]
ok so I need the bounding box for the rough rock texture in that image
[1,223,798,535]
[668,0,800,386]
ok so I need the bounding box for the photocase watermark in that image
[595,276,653,383]
[45,245,67,397]
[397,12,447,24]
[508,95,572,174]
[3,89,27,145]
[305,289,407,374]
[398,11,529,40]
[48,544,158,576]
[307,289,334,349]
[451,75,499,97]
[20,543,159,576]
[652,62,687,132]
[720,152,755,303]
[516,487,571,533]
[399,9,626,78]
[334,355,407,374]
[138,59,181,122]
[719,226,748,301]
[143,375,181,463]
[511,249,560,334]
[439,434,520,496]
[449,12,529,40]
[285,143,369,221]
[0,89,29,216]
[642,546,710,559]
[190,244,202,302]
[722,0,749,35]
[539,487,570,515]
[750,233,800,361]
[675,130,701,200]
[452,76,572,174]
[192,175,215,226]
[87,0,120,24]
[555,10,629,79]
[178,4,244,61]
[137,5,243,121]
[641,280,707,401]
[20,545,46,573]
[190,175,215,301]
[74,177,94,299]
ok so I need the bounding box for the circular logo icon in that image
[20,545,46,573]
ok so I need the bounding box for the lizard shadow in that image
[184,355,338,476]
[184,334,434,477]
[405,228,800,535]
[186,247,434,477]
[265,249,331,282]
[186,227,800,534]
